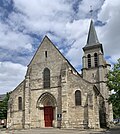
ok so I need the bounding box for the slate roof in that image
[86,20,99,46]
[83,20,103,53]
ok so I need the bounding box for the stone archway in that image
[36,92,57,127]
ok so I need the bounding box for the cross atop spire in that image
[90,5,93,18]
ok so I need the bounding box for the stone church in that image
[7,20,113,129]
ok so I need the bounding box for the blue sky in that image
[0,0,120,94]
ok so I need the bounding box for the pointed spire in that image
[86,20,99,47]
[83,20,103,53]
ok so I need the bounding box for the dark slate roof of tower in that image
[86,20,99,46]
[83,20,103,53]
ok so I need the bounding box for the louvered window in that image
[87,54,91,68]
[94,53,98,67]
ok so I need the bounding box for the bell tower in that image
[82,20,110,99]
[82,20,113,124]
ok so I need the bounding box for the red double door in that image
[44,106,53,127]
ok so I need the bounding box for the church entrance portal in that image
[44,106,53,127]
[36,92,57,127]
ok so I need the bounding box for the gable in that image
[27,36,80,77]
[28,36,67,66]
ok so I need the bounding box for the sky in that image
[0,0,120,94]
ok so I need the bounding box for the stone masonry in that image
[7,20,113,130]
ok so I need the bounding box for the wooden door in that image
[44,106,53,127]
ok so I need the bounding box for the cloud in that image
[77,0,104,18]
[65,19,90,67]
[97,0,120,63]
[12,0,73,34]
[0,21,33,51]
[0,61,27,94]
[0,0,120,94]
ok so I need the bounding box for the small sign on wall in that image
[57,114,62,121]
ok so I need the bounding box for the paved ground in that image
[105,125,120,134]
[0,128,106,134]
[0,125,120,134]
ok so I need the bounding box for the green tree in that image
[0,93,9,119]
[107,58,120,119]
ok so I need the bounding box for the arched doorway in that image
[36,92,57,127]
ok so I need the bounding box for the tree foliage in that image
[107,58,120,118]
[0,93,9,119]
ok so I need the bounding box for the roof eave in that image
[83,43,103,53]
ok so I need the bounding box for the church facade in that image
[7,20,113,129]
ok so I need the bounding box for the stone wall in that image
[7,81,24,129]
[61,70,100,129]
[7,36,105,130]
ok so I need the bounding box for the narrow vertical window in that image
[94,53,98,67]
[43,68,50,88]
[75,90,81,106]
[18,97,22,110]
[45,51,47,58]
[87,54,91,68]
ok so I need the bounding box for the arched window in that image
[18,97,22,110]
[43,68,50,88]
[87,54,91,68]
[75,90,81,106]
[94,53,98,67]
